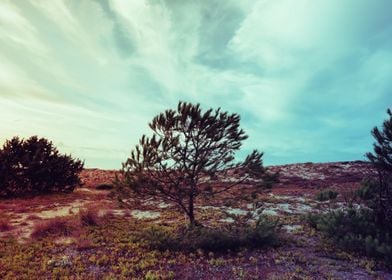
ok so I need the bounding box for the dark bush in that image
[143,216,278,252]
[306,208,392,263]
[315,189,338,201]
[0,136,84,197]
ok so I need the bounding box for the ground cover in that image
[0,161,391,279]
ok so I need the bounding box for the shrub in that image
[143,225,177,251]
[315,189,338,201]
[79,207,100,226]
[356,179,378,201]
[306,208,392,263]
[143,215,278,252]
[340,188,361,207]
[31,217,78,239]
[0,136,84,197]
[356,178,392,230]
[243,215,278,247]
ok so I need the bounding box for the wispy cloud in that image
[0,0,391,168]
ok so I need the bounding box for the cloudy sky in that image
[0,0,391,169]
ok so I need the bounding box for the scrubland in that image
[1,162,391,279]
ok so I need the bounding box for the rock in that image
[47,256,72,268]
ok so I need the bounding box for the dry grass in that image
[31,217,78,239]
[30,204,105,240]
[26,214,42,221]
[76,238,95,251]
[79,207,101,226]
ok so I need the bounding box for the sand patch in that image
[131,210,161,219]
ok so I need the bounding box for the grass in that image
[76,237,95,250]
[0,217,167,279]
[0,215,278,279]
[0,182,390,279]
[30,205,106,240]
[1,212,384,280]
[26,214,41,221]
[79,206,101,226]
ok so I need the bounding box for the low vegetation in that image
[307,207,392,263]
[31,217,78,239]
[314,188,338,201]
[79,207,101,227]
[143,216,278,252]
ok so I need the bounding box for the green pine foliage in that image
[365,108,392,227]
[306,208,392,262]
[0,136,84,197]
[356,179,385,214]
[366,109,392,173]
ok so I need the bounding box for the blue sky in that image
[0,0,391,169]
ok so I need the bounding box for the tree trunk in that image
[188,193,196,226]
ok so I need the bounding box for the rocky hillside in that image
[80,160,375,191]
[269,160,374,188]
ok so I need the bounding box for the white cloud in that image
[0,1,47,54]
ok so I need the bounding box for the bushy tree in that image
[0,136,84,197]
[306,109,392,262]
[117,102,277,225]
[366,108,392,228]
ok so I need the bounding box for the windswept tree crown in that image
[118,102,276,225]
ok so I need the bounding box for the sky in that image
[0,0,391,169]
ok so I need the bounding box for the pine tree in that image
[117,102,277,226]
[366,108,392,228]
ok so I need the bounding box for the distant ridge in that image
[268,160,373,188]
